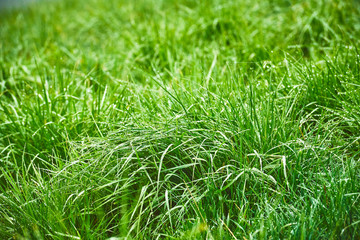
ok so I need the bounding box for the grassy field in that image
[1,0,360,239]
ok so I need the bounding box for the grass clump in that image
[1,0,360,239]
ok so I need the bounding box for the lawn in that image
[1,0,360,239]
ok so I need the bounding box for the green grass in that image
[1,0,360,239]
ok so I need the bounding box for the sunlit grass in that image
[1,0,360,239]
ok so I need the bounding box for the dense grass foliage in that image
[1,0,360,239]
